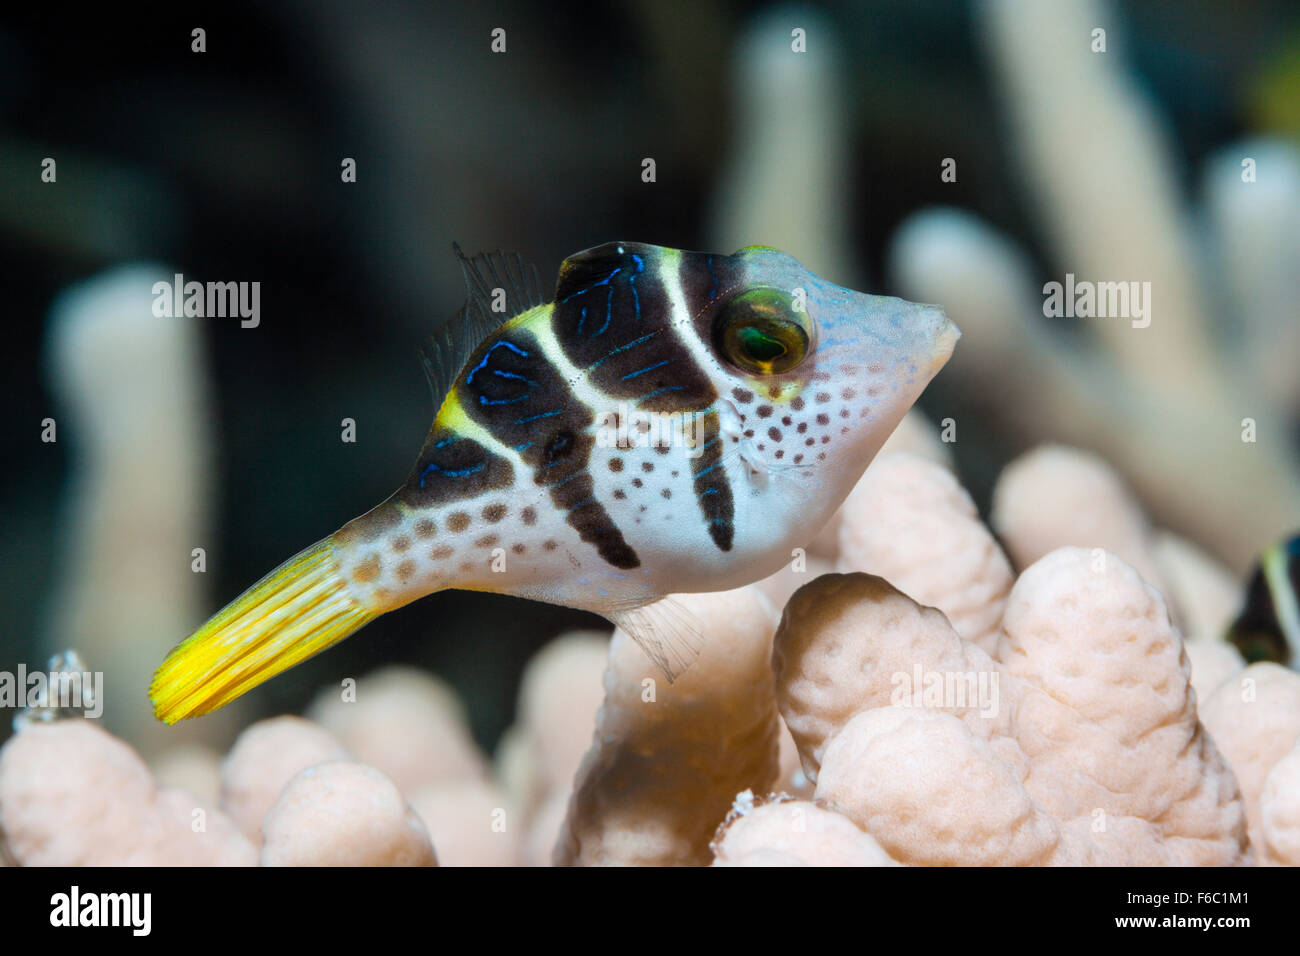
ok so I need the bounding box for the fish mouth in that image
[892,300,959,374]
[925,306,961,370]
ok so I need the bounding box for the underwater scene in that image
[1,0,1299,899]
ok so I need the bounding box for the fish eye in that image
[714,288,810,375]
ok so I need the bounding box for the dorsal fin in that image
[555,241,652,303]
[421,243,545,406]
[455,242,545,320]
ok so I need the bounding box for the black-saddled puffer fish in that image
[151,242,959,722]
[1227,532,1300,668]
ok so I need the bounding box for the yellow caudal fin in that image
[151,539,376,724]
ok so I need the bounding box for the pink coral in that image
[711,795,897,866]
[1199,663,1300,858]
[260,761,436,866]
[512,631,610,804]
[556,586,781,866]
[408,778,520,866]
[0,721,254,866]
[991,445,1166,592]
[306,666,485,795]
[836,452,1013,654]
[1260,744,1300,865]
[773,548,1249,865]
[220,716,350,840]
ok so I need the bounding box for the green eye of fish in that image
[715,288,810,375]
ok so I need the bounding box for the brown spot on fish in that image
[756,405,773,418]
[414,518,436,538]
[522,507,537,526]
[614,489,626,500]
[543,540,558,551]
[392,536,410,553]
[841,387,857,400]
[475,534,499,548]
[396,560,415,583]
[512,543,525,555]
[609,458,624,472]
[768,427,782,442]
[431,545,454,560]
[816,413,830,426]
[732,387,754,404]
[482,503,508,523]
[641,461,654,472]
[447,512,471,533]
[353,554,381,584]
[661,488,671,499]
[815,392,831,404]
[791,396,805,411]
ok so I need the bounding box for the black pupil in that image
[739,326,785,362]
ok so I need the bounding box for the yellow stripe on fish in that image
[151,241,960,721]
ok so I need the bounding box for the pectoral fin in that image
[609,597,703,683]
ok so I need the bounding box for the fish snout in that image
[913,302,960,371]
[838,294,959,373]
